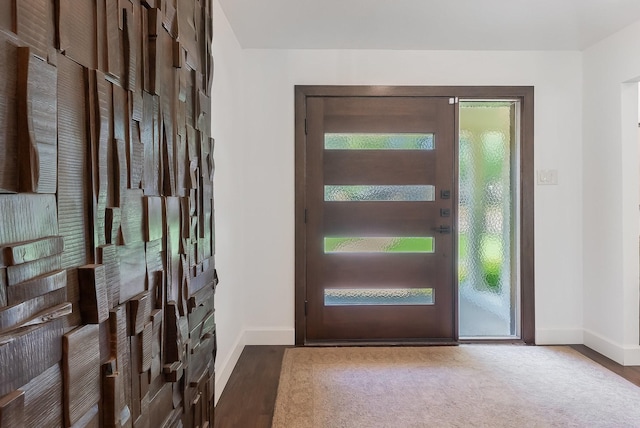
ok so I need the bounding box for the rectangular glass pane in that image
[324,288,434,306]
[458,100,519,338]
[325,133,434,150]
[324,185,435,202]
[324,237,434,253]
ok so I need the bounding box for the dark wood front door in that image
[303,95,457,342]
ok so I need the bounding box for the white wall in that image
[583,20,640,364]
[239,49,585,345]
[211,0,247,403]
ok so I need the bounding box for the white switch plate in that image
[537,169,558,185]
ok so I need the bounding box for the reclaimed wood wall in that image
[0,1,217,427]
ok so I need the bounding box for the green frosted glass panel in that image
[324,185,435,202]
[325,133,434,150]
[458,101,517,338]
[324,288,434,306]
[324,237,434,253]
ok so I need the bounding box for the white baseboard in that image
[583,329,640,365]
[535,328,584,345]
[214,332,246,405]
[244,328,295,345]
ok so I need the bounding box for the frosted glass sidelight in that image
[325,133,434,150]
[324,288,434,306]
[458,101,519,338]
[324,185,435,202]
[324,237,434,253]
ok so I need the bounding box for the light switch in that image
[537,169,558,185]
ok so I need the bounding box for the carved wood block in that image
[0,270,6,307]
[2,236,64,266]
[144,239,163,310]
[103,372,122,428]
[128,291,150,336]
[78,264,109,324]
[8,302,71,331]
[88,70,111,248]
[15,0,49,59]
[6,269,66,305]
[0,1,11,32]
[118,242,147,303]
[148,384,172,428]
[97,245,120,309]
[109,305,131,416]
[106,207,122,246]
[130,121,144,189]
[177,0,197,66]
[16,48,58,194]
[69,403,99,428]
[0,390,24,428]
[165,198,180,304]
[140,370,150,399]
[124,8,138,92]
[57,0,97,69]
[164,302,180,364]
[146,8,162,95]
[113,84,128,144]
[0,288,66,333]
[139,322,152,373]
[141,92,160,196]
[150,308,162,382]
[130,333,141,420]
[63,325,101,427]
[6,254,62,286]
[162,1,177,37]
[0,194,58,246]
[115,139,129,207]
[143,197,163,242]
[121,189,145,245]
[0,318,64,397]
[105,0,121,79]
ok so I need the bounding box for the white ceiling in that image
[218,0,640,50]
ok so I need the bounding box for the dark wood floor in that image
[214,344,640,428]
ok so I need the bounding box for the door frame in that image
[294,85,535,345]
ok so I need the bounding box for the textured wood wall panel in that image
[0,0,217,426]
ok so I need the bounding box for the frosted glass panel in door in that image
[458,101,519,338]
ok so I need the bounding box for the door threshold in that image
[304,339,459,347]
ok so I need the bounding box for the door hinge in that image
[304,118,308,135]
[304,208,308,223]
[448,97,459,105]
[304,300,308,316]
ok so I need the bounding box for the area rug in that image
[272,346,640,427]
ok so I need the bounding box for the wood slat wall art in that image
[0,0,217,426]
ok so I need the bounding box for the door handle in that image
[433,225,451,234]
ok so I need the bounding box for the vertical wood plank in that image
[97,245,120,310]
[77,264,109,324]
[21,362,63,428]
[0,33,19,194]
[16,48,57,194]
[0,390,24,428]
[63,325,100,427]
[57,53,92,325]
[14,0,49,59]
[57,0,97,69]
[118,242,146,303]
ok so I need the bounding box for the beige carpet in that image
[272,346,640,428]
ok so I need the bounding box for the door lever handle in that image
[433,225,452,234]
